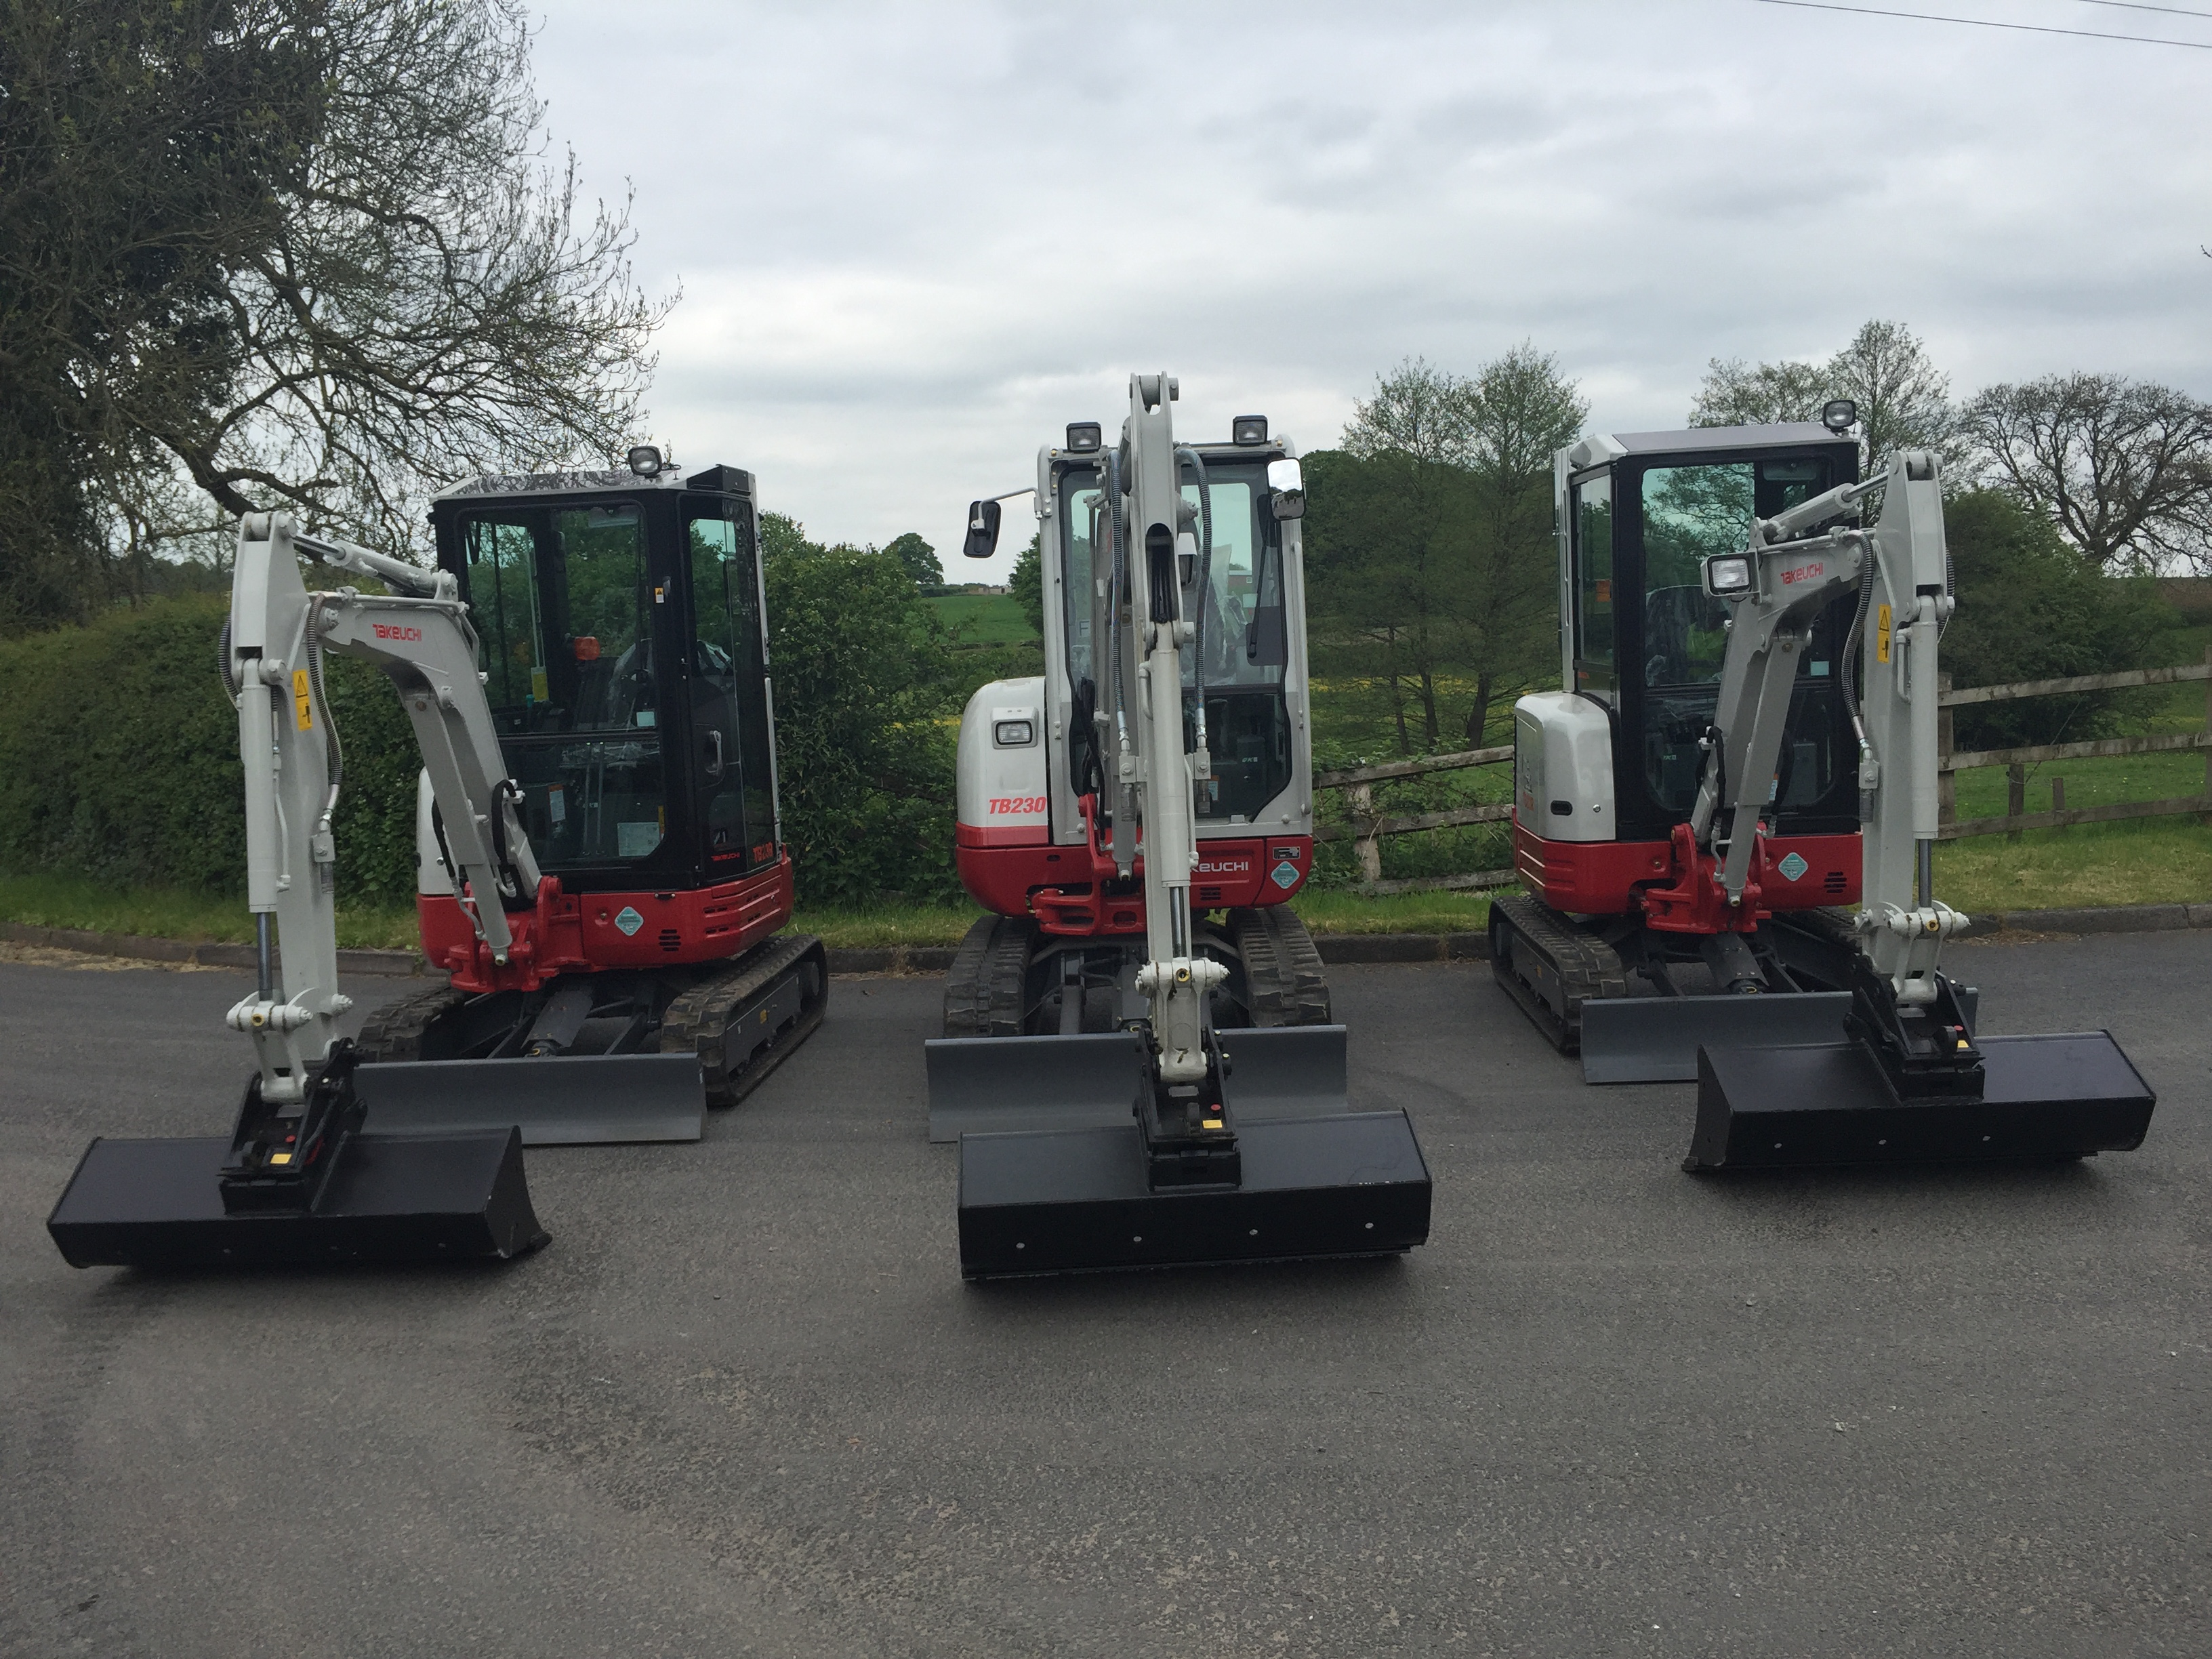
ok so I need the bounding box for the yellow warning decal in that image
[292,669,313,730]
[1876,604,1892,664]
[269,1151,293,1166]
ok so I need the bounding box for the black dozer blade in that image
[48,1044,547,1269]
[47,1129,546,1269]
[958,1111,1432,1279]
[1685,1031,2155,1172]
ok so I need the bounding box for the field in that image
[926,590,1037,646]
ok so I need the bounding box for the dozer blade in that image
[354,1053,704,1145]
[957,1111,1432,1279]
[47,1128,547,1269]
[1579,991,1851,1084]
[1685,1031,2156,1172]
[926,1025,1351,1143]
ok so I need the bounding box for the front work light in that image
[1703,553,1754,598]
[627,445,663,476]
[1820,399,1857,434]
[1065,422,1103,453]
[1231,415,1269,446]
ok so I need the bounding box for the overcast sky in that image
[530,0,2211,582]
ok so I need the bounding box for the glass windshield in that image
[1639,457,1833,689]
[459,502,665,872]
[1573,474,1614,684]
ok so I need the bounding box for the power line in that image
[2080,2,2212,20]
[1750,0,2212,48]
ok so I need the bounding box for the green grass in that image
[0,871,420,950]
[1935,813,2212,916]
[792,902,984,949]
[928,592,1038,647]
[1290,888,1492,935]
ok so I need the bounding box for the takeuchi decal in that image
[1196,859,1252,875]
[1780,561,1824,586]
[372,622,424,642]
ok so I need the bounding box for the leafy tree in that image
[1962,373,2212,571]
[1009,531,1043,638]
[0,0,665,633]
[1316,350,1582,750]
[882,531,943,587]
[1689,320,1957,472]
[758,525,959,907]
[1941,490,2177,749]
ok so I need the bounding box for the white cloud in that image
[531,0,2212,579]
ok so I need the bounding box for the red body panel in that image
[957,796,1310,937]
[1513,815,1860,924]
[418,858,795,994]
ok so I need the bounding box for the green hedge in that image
[0,553,988,909]
[0,595,424,901]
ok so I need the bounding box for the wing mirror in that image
[1267,457,1305,522]
[962,498,1002,559]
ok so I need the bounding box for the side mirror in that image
[963,499,1002,559]
[1267,457,1305,522]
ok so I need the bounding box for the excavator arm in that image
[224,512,540,1109]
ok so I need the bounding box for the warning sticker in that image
[1876,604,1892,663]
[1271,859,1301,890]
[613,905,644,937]
[1777,852,1809,882]
[292,669,313,731]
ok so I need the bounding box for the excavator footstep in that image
[924,1025,1351,1143]
[1684,1031,2155,1172]
[354,1053,705,1145]
[957,1111,1432,1279]
[47,1128,547,1269]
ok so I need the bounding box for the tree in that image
[1689,320,1957,473]
[1460,344,1586,743]
[0,0,665,632]
[1316,350,1581,750]
[1940,490,2177,749]
[882,531,943,587]
[1961,373,2212,571]
[1009,531,1043,638]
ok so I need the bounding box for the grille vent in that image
[658,928,682,953]
[1824,870,1847,894]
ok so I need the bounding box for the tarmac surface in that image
[2,933,2207,1658]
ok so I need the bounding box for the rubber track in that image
[354,981,473,1063]
[1231,906,1332,1026]
[659,933,830,1109]
[941,915,1035,1038]
[1489,893,1628,1055]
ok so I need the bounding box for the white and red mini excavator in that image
[929,374,1431,1277]
[49,455,826,1269]
[1493,414,2156,1170]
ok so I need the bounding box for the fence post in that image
[1937,672,1954,829]
[2203,645,2211,807]
[2051,775,2066,830]
[1349,782,1382,884]
[2006,764,2026,842]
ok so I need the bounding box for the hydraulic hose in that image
[1174,444,1212,765]
[304,596,344,854]
[1840,552,1878,821]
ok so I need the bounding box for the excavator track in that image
[1229,905,1332,1026]
[1489,893,1628,1055]
[659,933,830,1109]
[941,915,1037,1038]
[355,982,474,1064]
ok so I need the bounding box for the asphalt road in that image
[3,935,2207,1658]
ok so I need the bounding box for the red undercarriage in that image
[417,858,796,995]
[957,795,1311,938]
[1513,817,1862,933]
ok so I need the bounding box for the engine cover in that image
[956,676,1050,847]
[1513,693,1615,844]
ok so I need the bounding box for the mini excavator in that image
[932,374,1431,1277]
[49,456,825,1269]
[1493,415,2156,1169]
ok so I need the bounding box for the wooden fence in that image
[1312,646,2212,889]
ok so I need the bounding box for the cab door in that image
[683,497,776,876]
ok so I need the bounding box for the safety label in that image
[1777,852,1809,882]
[1271,859,1301,890]
[292,669,313,731]
[613,905,644,937]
